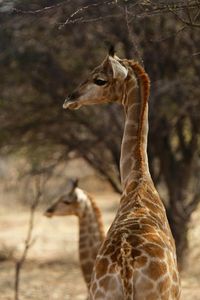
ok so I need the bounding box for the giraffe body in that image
[44,180,105,289]
[63,52,181,299]
[90,181,179,300]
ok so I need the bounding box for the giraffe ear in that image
[108,56,128,80]
[67,178,78,193]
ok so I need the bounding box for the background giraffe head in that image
[63,48,133,110]
[44,178,88,218]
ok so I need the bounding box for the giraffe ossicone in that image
[44,179,105,290]
[63,52,181,300]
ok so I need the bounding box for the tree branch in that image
[14,176,43,300]
[169,6,200,28]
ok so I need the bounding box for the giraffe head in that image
[63,47,131,110]
[44,178,88,218]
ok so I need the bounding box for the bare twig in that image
[12,1,69,15]
[149,25,187,43]
[168,6,200,28]
[124,5,144,66]
[14,176,43,300]
[59,13,120,27]
[58,0,116,29]
[151,4,200,43]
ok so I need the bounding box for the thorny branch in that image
[168,5,200,28]
[12,1,69,15]
[123,5,144,65]
[14,176,44,300]
[10,0,200,29]
[58,0,116,29]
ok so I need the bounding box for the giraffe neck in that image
[78,193,104,288]
[120,62,151,190]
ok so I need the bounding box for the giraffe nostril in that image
[63,92,81,110]
[68,91,80,101]
[44,208,54,217]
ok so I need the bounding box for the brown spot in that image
[91,250,98,260]
[131,248,141,258]
[99,276,110,290]
[95,290,104,298]
[103,239,110,248]
[135,255,148,268]
[127,234,144,247]
[149,212,163,227]
[91,282,97,294]
[129,222,142,232]
[136,276,154,291]
[79,250,88,259]
[145,261,167,280]
[79,236,86,243]
[159,231,171,247]
[89,238,95,247]
[139,224,156,234]
[109,278,118,290]
[144,243,165,259]
[158,277,171,293]
[142,199,161,212]
[104,244,115,255]
[99,276,117,290]
[123,139,135,154]
[108,263,117,273]
[144,233,165,253]
[145,291,159,300]
[109,278,117,290]
[126,181,138,193]
[134,207,148,217]
[95,258,109,278]
[171,284,179,298]
[111,248,120,261]
[140,218,156,227]
[82,261,93,275]
[161,290,170,300]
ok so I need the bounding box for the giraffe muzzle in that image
[63,98,80,110]
[44,211,53,218]
[63,92,81,110]
[44,207,54,218]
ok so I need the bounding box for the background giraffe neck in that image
[78,193,105,287]
[120,62,151,190]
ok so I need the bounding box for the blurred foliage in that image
[0,0,200,264]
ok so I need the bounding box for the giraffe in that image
[44,179,105,290]
[62,48,181,300]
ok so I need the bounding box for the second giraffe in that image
[44,179,105,290]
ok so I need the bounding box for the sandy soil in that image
[0,191,200,300]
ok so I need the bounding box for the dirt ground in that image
[0,190,200,300]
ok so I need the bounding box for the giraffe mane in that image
[85,191,105,240]
[128,61,150,173]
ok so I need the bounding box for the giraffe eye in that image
[93,78,107,86]
[63,200,70,204]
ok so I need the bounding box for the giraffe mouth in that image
[44,210,53,218]
[63,99,81,109]
[63,97,81,110]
